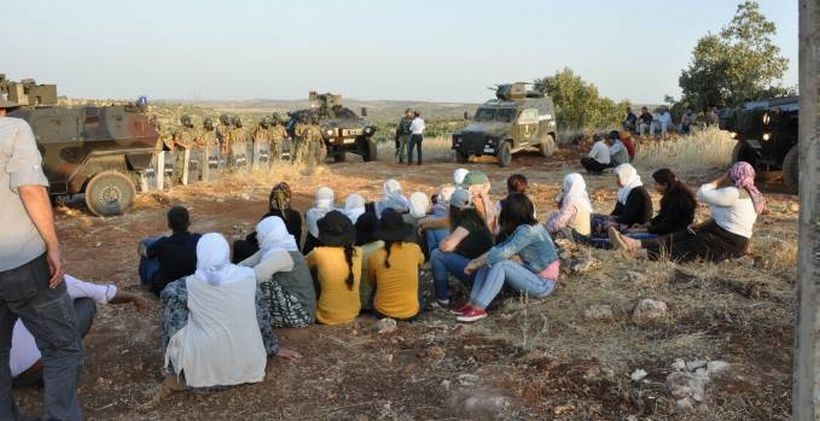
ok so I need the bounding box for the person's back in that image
[368,242,424,320]
[307,246,362,324]
[610,140,629,166]
[588,139,611,164]
[145,206,201,295]
[613,186,653,226]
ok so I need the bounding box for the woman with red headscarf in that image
[609,162,765,262]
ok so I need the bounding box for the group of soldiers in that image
[150,111,326,187]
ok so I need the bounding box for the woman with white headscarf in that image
[545,173,593,237]
[303,187,336,255]
[240,216,316,328]
[374,179,410,218]
[160,233,301,394]
[590,163,653,235]
[343,193,366,223]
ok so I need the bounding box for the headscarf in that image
[376,179,410,217]
[408,192,430,218]
[730,161,766,214]
[194,233,250,286]
[556,173,593,213]
[257,216,299,258]
[453,168,469,187]
[343,193,366,223]
[269,182,292,213]
[614,164,643,205]
[306,187,336,238]
[315,187,335,210]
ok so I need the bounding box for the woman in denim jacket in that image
[455,193,560,322]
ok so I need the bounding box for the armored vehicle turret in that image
[452,83,557,167]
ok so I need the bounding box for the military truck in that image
[720,96,799,189]
[9,104,158,217]
[452,83,557,167]
[285,92,377,162]
[0,74,57,107]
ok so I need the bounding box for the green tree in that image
[534,68,628,131]
[678,0,789,109]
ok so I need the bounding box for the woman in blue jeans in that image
[429,188,494,307]
[456,193,560,323]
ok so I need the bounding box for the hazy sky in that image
[3,0,798,104]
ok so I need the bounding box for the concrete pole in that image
[793,0,820,419]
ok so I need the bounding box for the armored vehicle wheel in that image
[497,141,512,167]
[731,142,757,166]
[333,146,346,162]
[782,145,798,190]
[538,134,556,157]
[84,171,137,217]
[455,149,469,164]
[361,137,377,162]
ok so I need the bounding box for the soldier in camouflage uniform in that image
[291,113,308,165]
[395,108,413,163]
[251,116,273,168]
[305,115,326,166]
[172,115,197,184]
[217,113,233,167]
[229,116,252,169]
[270,114,289,163]
[198,117,221,180]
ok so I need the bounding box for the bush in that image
[534,68,629,131]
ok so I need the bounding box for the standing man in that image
[306,115,326,166]
[173,115,197,184]
[198,117,220,181]
[292,114,309,165]
[0,99,84,420]
[269,115,289,163]
[395,108,413,163]
[250,117,273,169]
[407,110,425,165]
[230,116,252,169]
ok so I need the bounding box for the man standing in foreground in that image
[0,98,84,420]
[407,110,425,165]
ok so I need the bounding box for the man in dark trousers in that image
[0,98,84,420]
[138,206,201,296]
[394,108,413,163]
[407,111,425,165]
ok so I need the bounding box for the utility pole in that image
[792,0,820,419]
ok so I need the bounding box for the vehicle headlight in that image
[729,132,737,139]
[762,133,770,141]
[364,127,373,135]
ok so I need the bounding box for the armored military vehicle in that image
[452,83,557,167]
[720,96,799,189]
[0,74,57,107]
[285,92,377,162]
[9,105,158,216]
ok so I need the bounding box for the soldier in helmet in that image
[172,115,198,184]
[270,114,289,162]
[395,108,413,163]
[217,113,233,156]
[292,113,309,165]
[229,116,252,169]
[251,116,273,168]
[197,117,220,180]
[305,115,325,166]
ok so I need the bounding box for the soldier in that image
[198,117,221,181]
[305,115,326,166]
[217,113,233,157]
[292,113,309,165]
[173,115,197,184]
[395,108,413,163]
[250,116,273,169]
[270,114,289,163]
[229,116,252,169]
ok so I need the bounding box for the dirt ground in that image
[14,145,799,420]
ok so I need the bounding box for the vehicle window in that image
[518,109,539,125]
[497,108,516,123]
[474,108,496,122]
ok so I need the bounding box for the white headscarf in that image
[614,164,643,205]
[343,193,366,223]
[315,187,335,210]
[257,216,299,258]
[408,192,430,218]
[376,179,410,217]
[557,172,593,213]
[306,187,336,238]
[453,168,469,187]
[194,233,250,286]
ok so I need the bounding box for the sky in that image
[2,0,799,104]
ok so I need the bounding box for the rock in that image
[426,345,446,361]
[625,270,647,283]
[626,415,639,421]
[630,369,648,382]
[462,395,508,413]
[632,299,668,323]
[686,360,707,372]
[458,373,480,386]
[733,255,755,267]
[671,359,687,371]
[706,360,730,376]
[676,397,695,410]
[571,257,597,274]
[377,318,397,335]
[440,379,451,389]
[583,304,613,320]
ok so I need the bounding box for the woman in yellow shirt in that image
[368,209,425,320]
[305,211,362,325]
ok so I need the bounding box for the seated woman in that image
[240,216,316,328]
[453,168,469,188]
[423,185,455,253]
[303,187,336,255]
[161,233,300,393]
[343,193,367,223]
[590,163,653,235]
[305,211,362,325]
[609,162,765,262]
[463,171,498,234]
[374,179,410,218]
[404,192,430,248]
[367,209,426,320]
[455,193,560,323]
[354,213,384,310]
[233,182,303,263]
[545,173,592,238]
[430,189,494,307]
[625,168,696,239]
[12,275,147,387]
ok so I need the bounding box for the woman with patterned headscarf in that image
[232,182,303,263]
[610,162,764,262]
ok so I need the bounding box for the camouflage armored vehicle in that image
[0,74,57,107]
[720,96,799,189]
[9,104,158,216]
[452,83,557,167]
[285,92,377,162]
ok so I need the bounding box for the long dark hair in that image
[506,174,528,194]
[383,241,394,269]
[269,182,292,220]
[448,205,488,232]
[343,244,356,290]
[652,169,696,208]
[499,193,538,235]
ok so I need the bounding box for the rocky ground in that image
[14,143,798,420]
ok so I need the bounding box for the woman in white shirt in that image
[610,162,765,262]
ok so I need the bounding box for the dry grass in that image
[633,127,736,177]
[377,136,455,162]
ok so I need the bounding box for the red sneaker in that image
[449,302,470,315]
[456,305,488,323]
